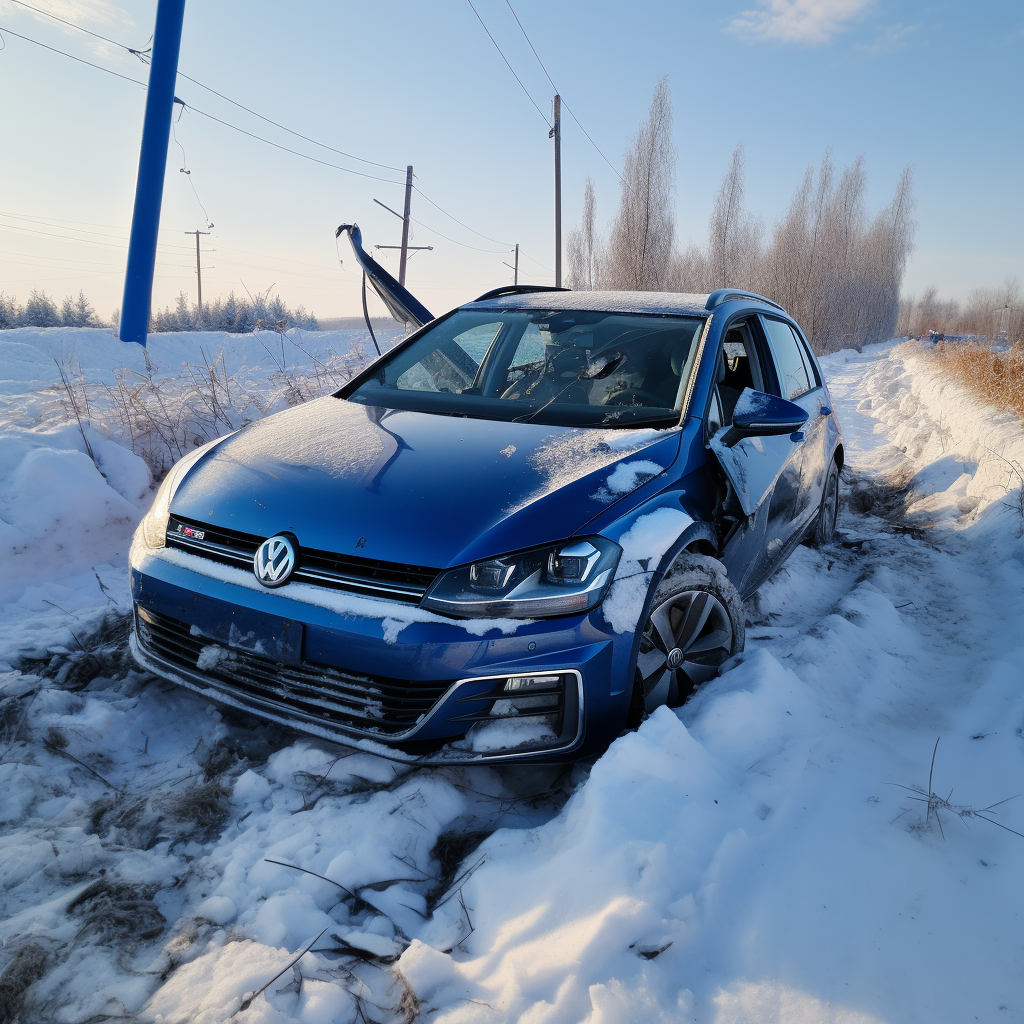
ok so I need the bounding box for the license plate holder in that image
[192,607,304,666]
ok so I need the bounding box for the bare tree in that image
[706,144,763,291]
[566,177,598,290]
[603,76,676,291]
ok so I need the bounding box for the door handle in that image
[819,406,832,416]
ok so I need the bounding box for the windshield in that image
[344,308,705,428]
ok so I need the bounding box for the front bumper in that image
[129,548,632,765]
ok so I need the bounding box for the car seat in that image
[717,346,742,424]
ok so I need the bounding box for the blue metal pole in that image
[119,0,186,346]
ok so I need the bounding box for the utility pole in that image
[550,94,562,288]
[119,0,186,346]
[502,244,520,285]
[373,169,432,285]
[186,229,210,308]
[399,165,413,286]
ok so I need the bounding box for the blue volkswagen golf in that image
[130,268,842,763]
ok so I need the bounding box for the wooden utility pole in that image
[399,165,413,286]
[186,229,210,308]
[550,94,562,287]
[374,166,432,285]
[503,244,520,285]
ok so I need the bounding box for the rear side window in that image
[792,327,821,388]
[761,317,811,401]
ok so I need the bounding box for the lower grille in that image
[135,606,449,736]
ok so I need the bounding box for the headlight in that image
[421,537,620,619]
[135,440,221,551]
[138,470,175,549]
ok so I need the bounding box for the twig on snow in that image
[237,927,327,1013]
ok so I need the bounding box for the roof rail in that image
[472,284,571,303]
[705,288,784,312]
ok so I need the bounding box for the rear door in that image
[758,315,829,566]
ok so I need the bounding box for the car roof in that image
[462,290,713,317]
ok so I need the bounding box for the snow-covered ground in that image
[1,330,1023,1023]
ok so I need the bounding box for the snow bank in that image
[0,325,399,663]
[3,330,1024,1023]
[392,340,1024,1022]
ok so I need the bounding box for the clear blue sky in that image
[1,0,1021,321]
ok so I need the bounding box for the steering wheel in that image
[604,389,666,408]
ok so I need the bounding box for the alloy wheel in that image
[636,588,735,710]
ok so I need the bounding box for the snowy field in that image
[1,327,1023,1023]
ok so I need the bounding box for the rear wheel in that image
[629,554,745,723]
[809,459,840,547]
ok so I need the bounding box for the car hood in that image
[171,397,681,568]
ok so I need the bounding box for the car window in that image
[761,317,811,401]
[706,386,724,436]
[348,308,706,428]
[395,320,503,393]
[792,327,820,388]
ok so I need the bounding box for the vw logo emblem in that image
[254,535,297,588]
[666,647,684,669]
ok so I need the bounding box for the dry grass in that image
[0,942,48,1024]
[928,340,1024,424]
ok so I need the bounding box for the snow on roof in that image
[464,290,712,316]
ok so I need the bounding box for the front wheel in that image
[630,554,745,722]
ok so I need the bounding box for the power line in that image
[2,210,361,272]
[0,24,147,86]
[9,0,151,60]
[465,0,550,128]
[503,0,624,184]
[176,72,406,173]
[4,16,553,278]
[2,15,406,180]
[13,0,403,172]
[408,217,510,255]
[177,102,405,185]
[411,186,551,271]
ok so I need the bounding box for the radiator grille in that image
[135,605,449,735]
[166,515,438,603]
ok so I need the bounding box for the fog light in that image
[504,674,559,692]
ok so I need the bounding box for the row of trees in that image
[567,78,917,354]
[898,281,1022,343]
[147,290,319,333]
[0,288,319,333]
[0,290,103,329]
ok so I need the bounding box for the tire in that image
[629,554,745,722]
[809,458,840,548]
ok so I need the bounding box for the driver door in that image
[707,320,798,597]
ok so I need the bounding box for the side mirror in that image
[720,388,809,448]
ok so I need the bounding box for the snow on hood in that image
[171,397,681,568]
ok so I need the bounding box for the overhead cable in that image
[465,0,551,128]
[503,0,624,184]
[10,0,151,59]
[0,24,146,86]
[176,72,406,173]
[4,16,550,272]
[4,8,405,174]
